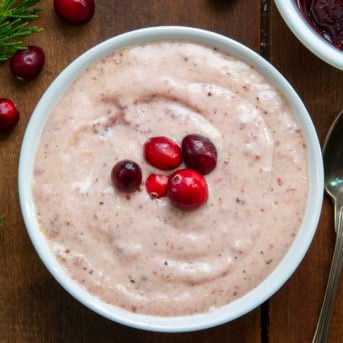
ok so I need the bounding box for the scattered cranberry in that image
[10,46,45,80]
[144,136,182,170]
[168,169,208,210]
[111,160,142,193]
[54,0,95,25]
[0,98,19,133]
[182,134,217,175]
[145,174,169,198]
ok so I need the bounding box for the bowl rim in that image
[275,0,343,71]
[18,26,324,333]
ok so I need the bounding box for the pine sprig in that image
[0,0,42,62]
[0,214,4,226]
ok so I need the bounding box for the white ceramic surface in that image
[275,0,343,70]
[18,26,324,332]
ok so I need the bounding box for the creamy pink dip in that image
[33,42,308,316]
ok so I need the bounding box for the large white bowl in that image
[18,26,324,332]
[275,0,343,70]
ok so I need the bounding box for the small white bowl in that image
[18,26,324,332]
[275,0,343,70]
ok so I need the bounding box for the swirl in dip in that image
[32,42,308,316]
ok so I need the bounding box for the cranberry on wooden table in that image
[144,136,182,170]
[168,169,208,210]
[0,98,19,132]
[145,174,169,199]
[111,160,142,193]
[182,134,217,175]
[10,46,45,80]
[54,0,95,25]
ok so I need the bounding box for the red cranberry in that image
[145,174,169,199]
[54,0,95,25]
[10,46,45,80]
[168,169,208,210]
[182,134,217,175]
[111,160,142,193]
[144,136,182,170]
[0,98,19,132]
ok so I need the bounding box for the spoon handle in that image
[312,205,343,343]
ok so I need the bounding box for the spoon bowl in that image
[323,111,343,204]
[313,110,343,342]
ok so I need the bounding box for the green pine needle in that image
[0,0,42,62]
[0,214,4,226]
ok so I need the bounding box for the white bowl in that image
[18,26,324,332]
[275,0,343,70]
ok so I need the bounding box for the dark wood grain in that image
[268,3,343,343]
[0,1,262,342]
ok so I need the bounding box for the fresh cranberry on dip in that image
[19,27,323,332]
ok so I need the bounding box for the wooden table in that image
[0,1,342,342]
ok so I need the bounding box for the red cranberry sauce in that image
[297,0,343,50]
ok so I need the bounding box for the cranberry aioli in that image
[32,42,308,316]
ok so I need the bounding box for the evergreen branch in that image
[0,0,42,62]
[0,214,4,226]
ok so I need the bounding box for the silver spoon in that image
[313,110,343,343]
